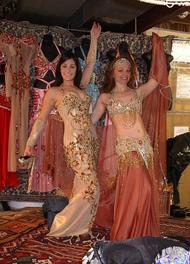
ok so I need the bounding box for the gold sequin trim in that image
[116,134,154,173]
[107,91,142,117]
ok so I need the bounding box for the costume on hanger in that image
[0,51,19,189]
[32,35,62,89]
[0,32,37,175]
[28,35,63,192]
[76,39,101,110]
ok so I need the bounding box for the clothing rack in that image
[0,19,91,34]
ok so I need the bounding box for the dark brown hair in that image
[54,50,82,87]
[102,55,136,93]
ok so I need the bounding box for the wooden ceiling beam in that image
[134,5,188,33]
[82,6,190,34]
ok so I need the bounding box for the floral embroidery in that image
[61,92,91,130]
[56,89,99,227]
[64,132,99,224]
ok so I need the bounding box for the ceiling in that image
[1,0,190,34]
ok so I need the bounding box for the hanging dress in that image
[28,41,62,192]
[0,51,19,189]
[0,33,37,176]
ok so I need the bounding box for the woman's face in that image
[60,58,77,82]
[113,60,131,85]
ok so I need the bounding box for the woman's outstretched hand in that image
[90,22,101,40]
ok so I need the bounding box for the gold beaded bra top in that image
[106,90,142,128]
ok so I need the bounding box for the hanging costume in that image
[28,39,62,192]
[0,32,37,176]
[95,33,169,240]
[0,51,19,189]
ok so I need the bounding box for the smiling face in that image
[60,58,77,82]
[113,59,131,85]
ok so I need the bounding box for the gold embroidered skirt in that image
[48,132,100,237]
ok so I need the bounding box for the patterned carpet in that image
[0,208,45,245]
[1,208,190,264]
[0,208,110,264]
[160,216,190,241]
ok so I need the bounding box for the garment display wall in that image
[0,19,173,201]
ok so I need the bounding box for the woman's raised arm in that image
[91,93,107,124]
[80,22,101,89]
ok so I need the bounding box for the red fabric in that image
[142,33,170,183]
[42,114,74,195]
[95,115,117,228]
[0,94,11,109]
[110,152,160,240]
[0,108,19,190]
[150,33,168,87]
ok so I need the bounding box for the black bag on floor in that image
[42,196,69,229]
[83,236,190,264]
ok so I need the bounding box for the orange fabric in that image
[143,33,170,183]
[110,151,160,240]
[95,118,118,228]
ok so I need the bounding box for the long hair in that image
[54,50,82,87]
[102,55,136,93]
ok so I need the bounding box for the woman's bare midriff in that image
[111,112,147,139]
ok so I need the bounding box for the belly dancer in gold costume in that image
[92,33,168,240]
[24,22,101,237]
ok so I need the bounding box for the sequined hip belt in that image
[116,134,153,169]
